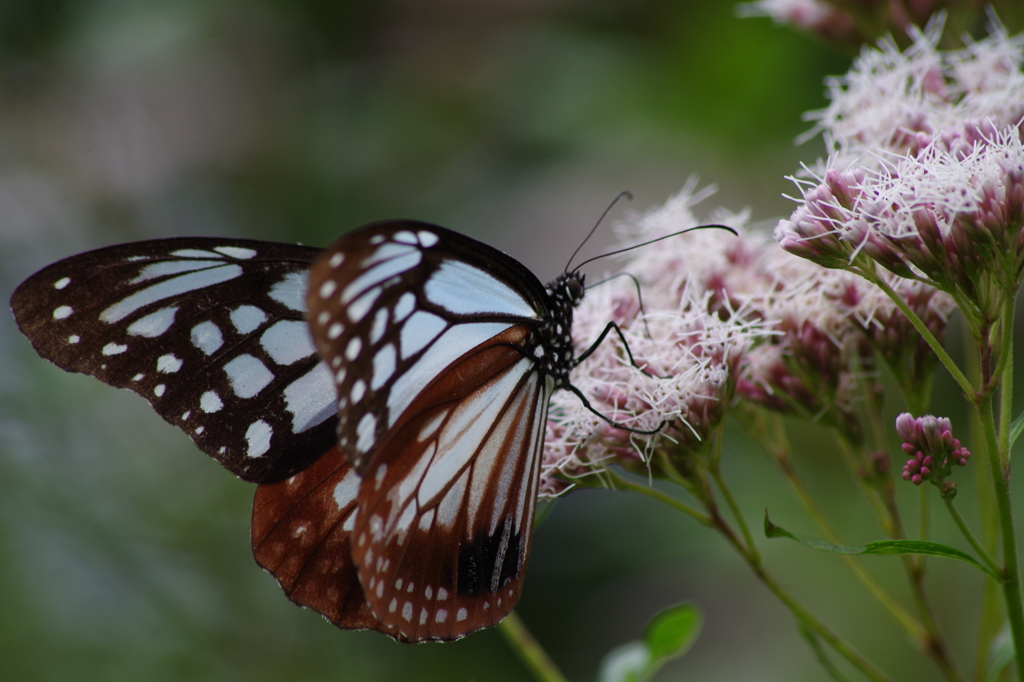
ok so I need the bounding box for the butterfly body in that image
[12,220,590,642]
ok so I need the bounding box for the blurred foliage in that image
[0,1,955,681]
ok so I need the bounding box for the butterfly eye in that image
[567,276,585,302]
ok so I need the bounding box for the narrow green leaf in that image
[861,540,998,576]
[764,511,863,554]
[764,512,999,578]
[1009,409,1024,450]
[644,602,702,663]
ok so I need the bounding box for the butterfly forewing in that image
[351,325,550,641]
[305,221,549,473]
[306,222,561,641]
[11,238,336,483]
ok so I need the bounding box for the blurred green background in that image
[2,0,977,680]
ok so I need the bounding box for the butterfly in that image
[11,219,651,642]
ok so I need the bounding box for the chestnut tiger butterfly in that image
[10,219,660,642]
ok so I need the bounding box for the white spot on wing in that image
[371,344,396,390]
[343,251,421,306]
[283,363,335,432]
[200,390,223,413]
[333,469,360,509]
[154,384,166,397]
[418,231,438,247]
[319,280,336,299]
[425,261,537,318]
[68,335,80,344]
[191,321,224,355]
[260,320,315,365]
[350,380,366,403]
[246,420,273,457]
[131,260,224,283]
[102,342,127,355]
[269,271,308,312]
[393,292,415,322]
[329,252,344,268]
[54,277,70,289]
[346,337,362,360]
[361,242,415,268]
[157,354,183,373]
[53,306,72,320]
[102,264,243,322]
[214,246,257,259]
[230,305,268,334]
[399,311,446,359]
[170,249,221,258]
[356,413,377,453]
[224,354,274,398]
[457,607,467,621]
[347,287,381,322]
[370,307,389,345]
[127,306,178,337]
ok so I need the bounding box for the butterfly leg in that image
[575,320,656,378]
[569,320,665,435]
[563,383,664,435]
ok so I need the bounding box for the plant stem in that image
[869,272,974,397]
[497,611,568,682]
[759,415,927,642]
[710,507,895,682]
[976,290,1024,680]
[978,392,1024,682]
[620,466,893,681]
[607,471,713,526]
[944,497,1002,576]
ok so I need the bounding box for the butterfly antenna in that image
[574,223,737,271]
[586,272,653,341]
[564,190,634,273]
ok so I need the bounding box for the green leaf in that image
[1010,409,1024,450]
[644,602,703,664]
[764,512,999,578]
[598,603,703,682]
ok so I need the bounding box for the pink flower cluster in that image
[895,412,971,485]
[538,180,954,496]
[777,24,1024,321]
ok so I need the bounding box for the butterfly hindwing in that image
[11,238,336,483]
[251,447,403,640]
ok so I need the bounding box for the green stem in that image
[978,391,1024,682]
[743,412,929,645]
[711,508,894,682]
[619,467,893,681]
[497,611,568,682]
[869,272,974,397]
[709,467,757,558]
[607,471,712,526]
[944,497,1002,576]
